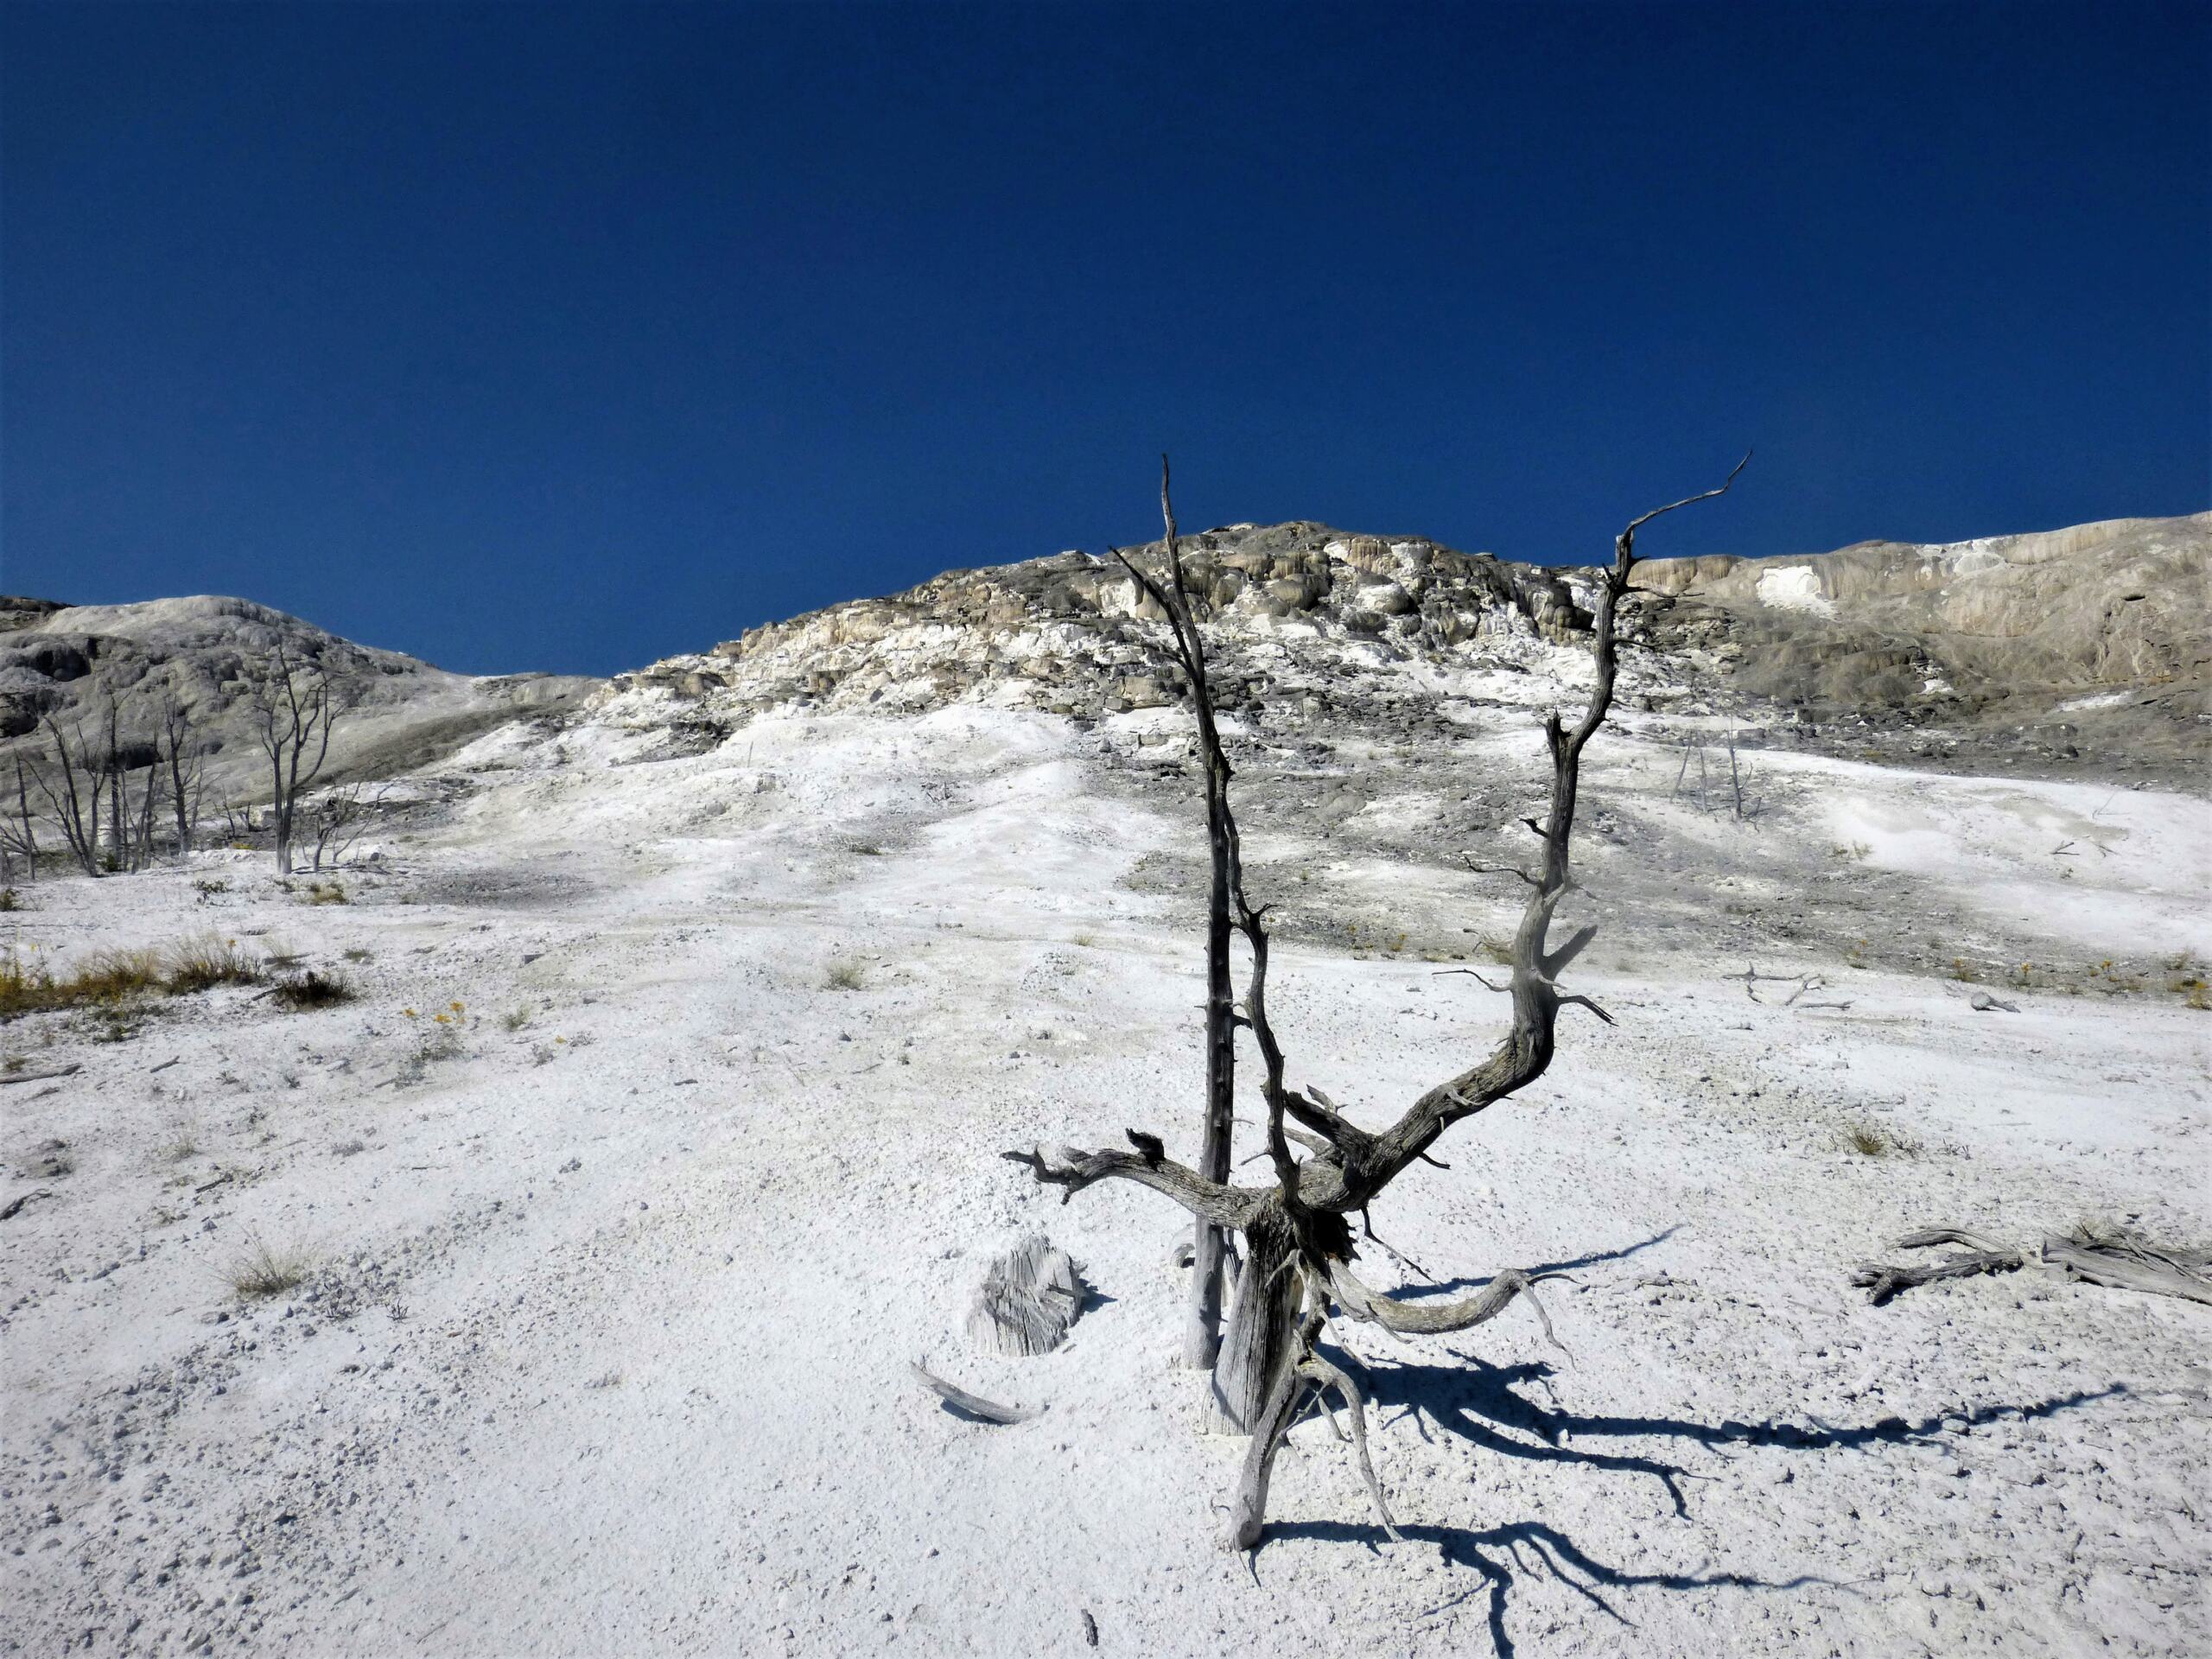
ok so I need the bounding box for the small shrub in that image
[0,887,22,912]
[1840,1117,1922,1159]
[273,969,356,1010]
[226,1236,308,1299]
[342,947,374,963]
[823,960,866,991]
[156,1129,200,1164]
[192,878,229,905]
[302,880,349,906]
[500,1007,532,1032]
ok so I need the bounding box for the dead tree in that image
[250,645,341,874]
[1007,454,1751,1548]
[1107,459,1241,1371]
[307,782,376,870]
[27,715,110,876]
[156,699,203,859]
[0,758,37,882]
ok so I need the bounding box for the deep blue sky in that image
[3,2,2205,676]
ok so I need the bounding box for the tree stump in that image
[967,1235,1090,1357]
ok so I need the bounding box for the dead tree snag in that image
[1006,453,1751,1546]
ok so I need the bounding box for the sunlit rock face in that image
[0,594,597,791]
[594,512,2209,778]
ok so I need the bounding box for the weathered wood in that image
[1854,1224,2212,1307]
[965,1234,1090,1357]
[0,1187,56,1221]
[1005,456,1751,1549]
[910,1363,1041,1425]
[0,1064,80,1086]
[1210,1217,1298,1433]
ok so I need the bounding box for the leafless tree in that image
[1007,454,1750,1548]
[307,781,378,869]
[156,699,204,859]
[0,758,37,882]
[251,645,342,874]
[1100,460,1241,1370]
[27,714,111,876]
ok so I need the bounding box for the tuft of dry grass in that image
[166,933,264,994]
[226,1236,309,1299]
[302,879,350,906]
[1840,1116,1922,1159]
[3,933,276,1017]
[2,945,163,1015]
[272,968,356,1010]
[823,960,866,992]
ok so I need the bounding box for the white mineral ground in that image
[3,692,2205,1656]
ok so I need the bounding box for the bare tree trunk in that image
[1009,453,1752,1548]
[12,760,33,880]
[1115,459,1239,1373]
[252,645,339,875]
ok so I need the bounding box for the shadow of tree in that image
[1259,1356,2126,1654]
[1357,1347,2123,1516]
[1266,1516,1837,1657]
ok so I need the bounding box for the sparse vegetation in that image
[225,1235,309,1299]
[397,1000,471,1080]
[500,1006,532,1032]
[302,878,350,905]
[272,968,356,1009]
[342,947,374,963]
[823,959,866,991]
[0,887,22,912]
[1840,1116,1923,1158]
[2,933,271,1017]
[192,877,229,904]
[167,933,264,994]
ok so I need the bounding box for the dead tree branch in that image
[1006,453,1751,1548]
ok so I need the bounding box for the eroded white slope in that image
[1,708,2205,1657]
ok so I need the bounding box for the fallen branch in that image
[1854,1225,2212,1307]
[911,1362,1042,1425]
[0,1187,55,1221]
[0,1064,81,1086]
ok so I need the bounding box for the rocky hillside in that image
[5,510,2199,804]
[594,511,2209,780]
[0,594,596,797]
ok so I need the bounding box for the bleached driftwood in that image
[1854,1225,2212,1307]
[911,1362,1041,1425]
[966,1234,1090,1357]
